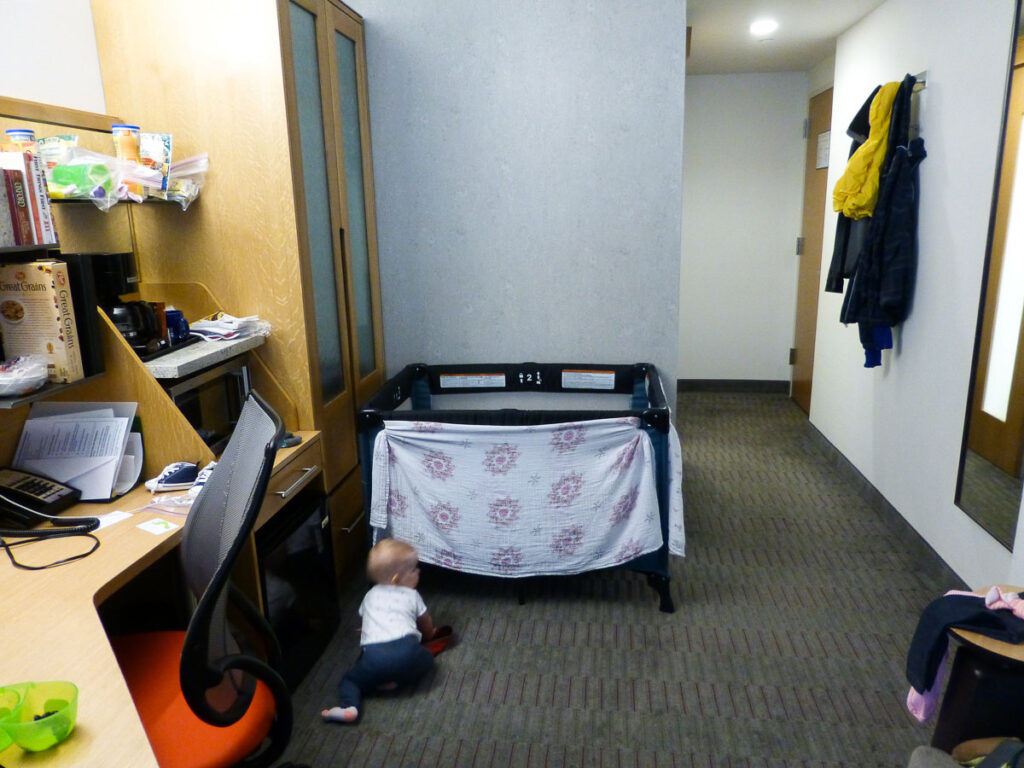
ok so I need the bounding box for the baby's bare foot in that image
[322,706,358,723]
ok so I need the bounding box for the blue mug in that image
[165,309,190,345]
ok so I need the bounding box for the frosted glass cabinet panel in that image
[290,3,347,402]
[329,5,385,406]
[335,32,375,380]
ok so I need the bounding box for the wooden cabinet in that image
[278,0,386,490]
[89,0,382,585]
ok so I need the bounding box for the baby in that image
[322,538,443,724]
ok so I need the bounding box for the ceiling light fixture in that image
[750,18,779,38]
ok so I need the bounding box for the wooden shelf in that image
[144,335,265,380]
[0,373,103,410]
[0,244,59,258]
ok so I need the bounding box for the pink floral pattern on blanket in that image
[611,438,640,473]
[609,486,639,525]
[388,488,408,518]
[423,450,455,480]
[491,546,524,574]
[488,496,521,527]
[483,443,520,475]
[552,524,584,556]
[548,471,583,507]
[412,421,443,432]
[435,549,464,570]
[615,539,645,563]
[429,501,460,531]
[550,425,586,453]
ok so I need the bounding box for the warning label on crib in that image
[439,373,506,388]
[561,369,616,390]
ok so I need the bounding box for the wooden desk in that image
[0,432,320,768]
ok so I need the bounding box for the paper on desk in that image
[114,432,144,496]
[13,401,140,500]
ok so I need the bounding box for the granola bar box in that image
[0,260,84,383]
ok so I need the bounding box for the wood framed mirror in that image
[956,0,1024,549]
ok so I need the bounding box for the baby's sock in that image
[322,706,358,724]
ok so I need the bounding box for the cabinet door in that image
[281,0,358,490]
[326,3,386,408]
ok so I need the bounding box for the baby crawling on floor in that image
[322,538,451,724]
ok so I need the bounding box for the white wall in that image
[811,0,1022,586]
[0,0,105,113]
[356,0,685,399]
[808,56,836,97]
[679,72,806,382]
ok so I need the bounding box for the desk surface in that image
[0,431,320,767]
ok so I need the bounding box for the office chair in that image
[111,391,294,768]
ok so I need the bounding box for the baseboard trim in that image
[802,421,963,588]
[677,379,789,394]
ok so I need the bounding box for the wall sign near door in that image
[816,131,831,169]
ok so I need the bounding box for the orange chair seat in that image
[111,631,276,768]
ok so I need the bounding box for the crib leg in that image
[517,579,527,606]
[646,573,675,613]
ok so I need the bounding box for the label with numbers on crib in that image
[561,369,616,390]
[439,373,506,389]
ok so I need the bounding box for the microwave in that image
[164,357,251,455]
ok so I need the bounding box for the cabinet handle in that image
[275,465,319,499]
[340,510,366,534]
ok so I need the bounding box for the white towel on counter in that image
[370,417,684,578]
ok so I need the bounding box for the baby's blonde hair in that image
[367,538,418,585]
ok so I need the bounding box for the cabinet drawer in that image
[256,434,323,529]
[329,470,368,588]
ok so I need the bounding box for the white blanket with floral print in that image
[369,417,684,578]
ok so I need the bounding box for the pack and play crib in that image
[357,362,684,612]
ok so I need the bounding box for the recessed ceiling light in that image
[750,18,779,37]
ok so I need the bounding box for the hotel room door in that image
[792,88,833,415]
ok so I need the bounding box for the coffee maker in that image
[87,252,167,356]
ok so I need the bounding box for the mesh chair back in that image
[178,391,284,724]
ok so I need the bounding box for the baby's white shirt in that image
[358,584,427,645]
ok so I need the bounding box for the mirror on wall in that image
[956,2,1024,550]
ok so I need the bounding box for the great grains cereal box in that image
[0,260,84,383]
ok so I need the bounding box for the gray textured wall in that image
[357,0,685,401]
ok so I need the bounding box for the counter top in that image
[143,335,265,379]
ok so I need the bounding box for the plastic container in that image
[4,128,35,151]
[110,124,140,161]
[0,685,21,751]
[0,681,78,752]
[112,123,142,199]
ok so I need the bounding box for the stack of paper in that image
[13,401,143,501]
[189,312,269,341]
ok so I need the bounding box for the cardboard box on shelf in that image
[0,260,84,383]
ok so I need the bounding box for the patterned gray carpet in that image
[279,392,962,767]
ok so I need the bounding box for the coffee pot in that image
[108,301,165,355]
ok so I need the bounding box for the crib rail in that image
[358,362,670,432]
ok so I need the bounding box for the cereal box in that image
[0,260,84,383]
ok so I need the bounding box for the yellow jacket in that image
[832,81,900,219]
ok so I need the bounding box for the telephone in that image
[0,467,98,536]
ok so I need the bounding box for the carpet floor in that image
[278,392,962,767]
